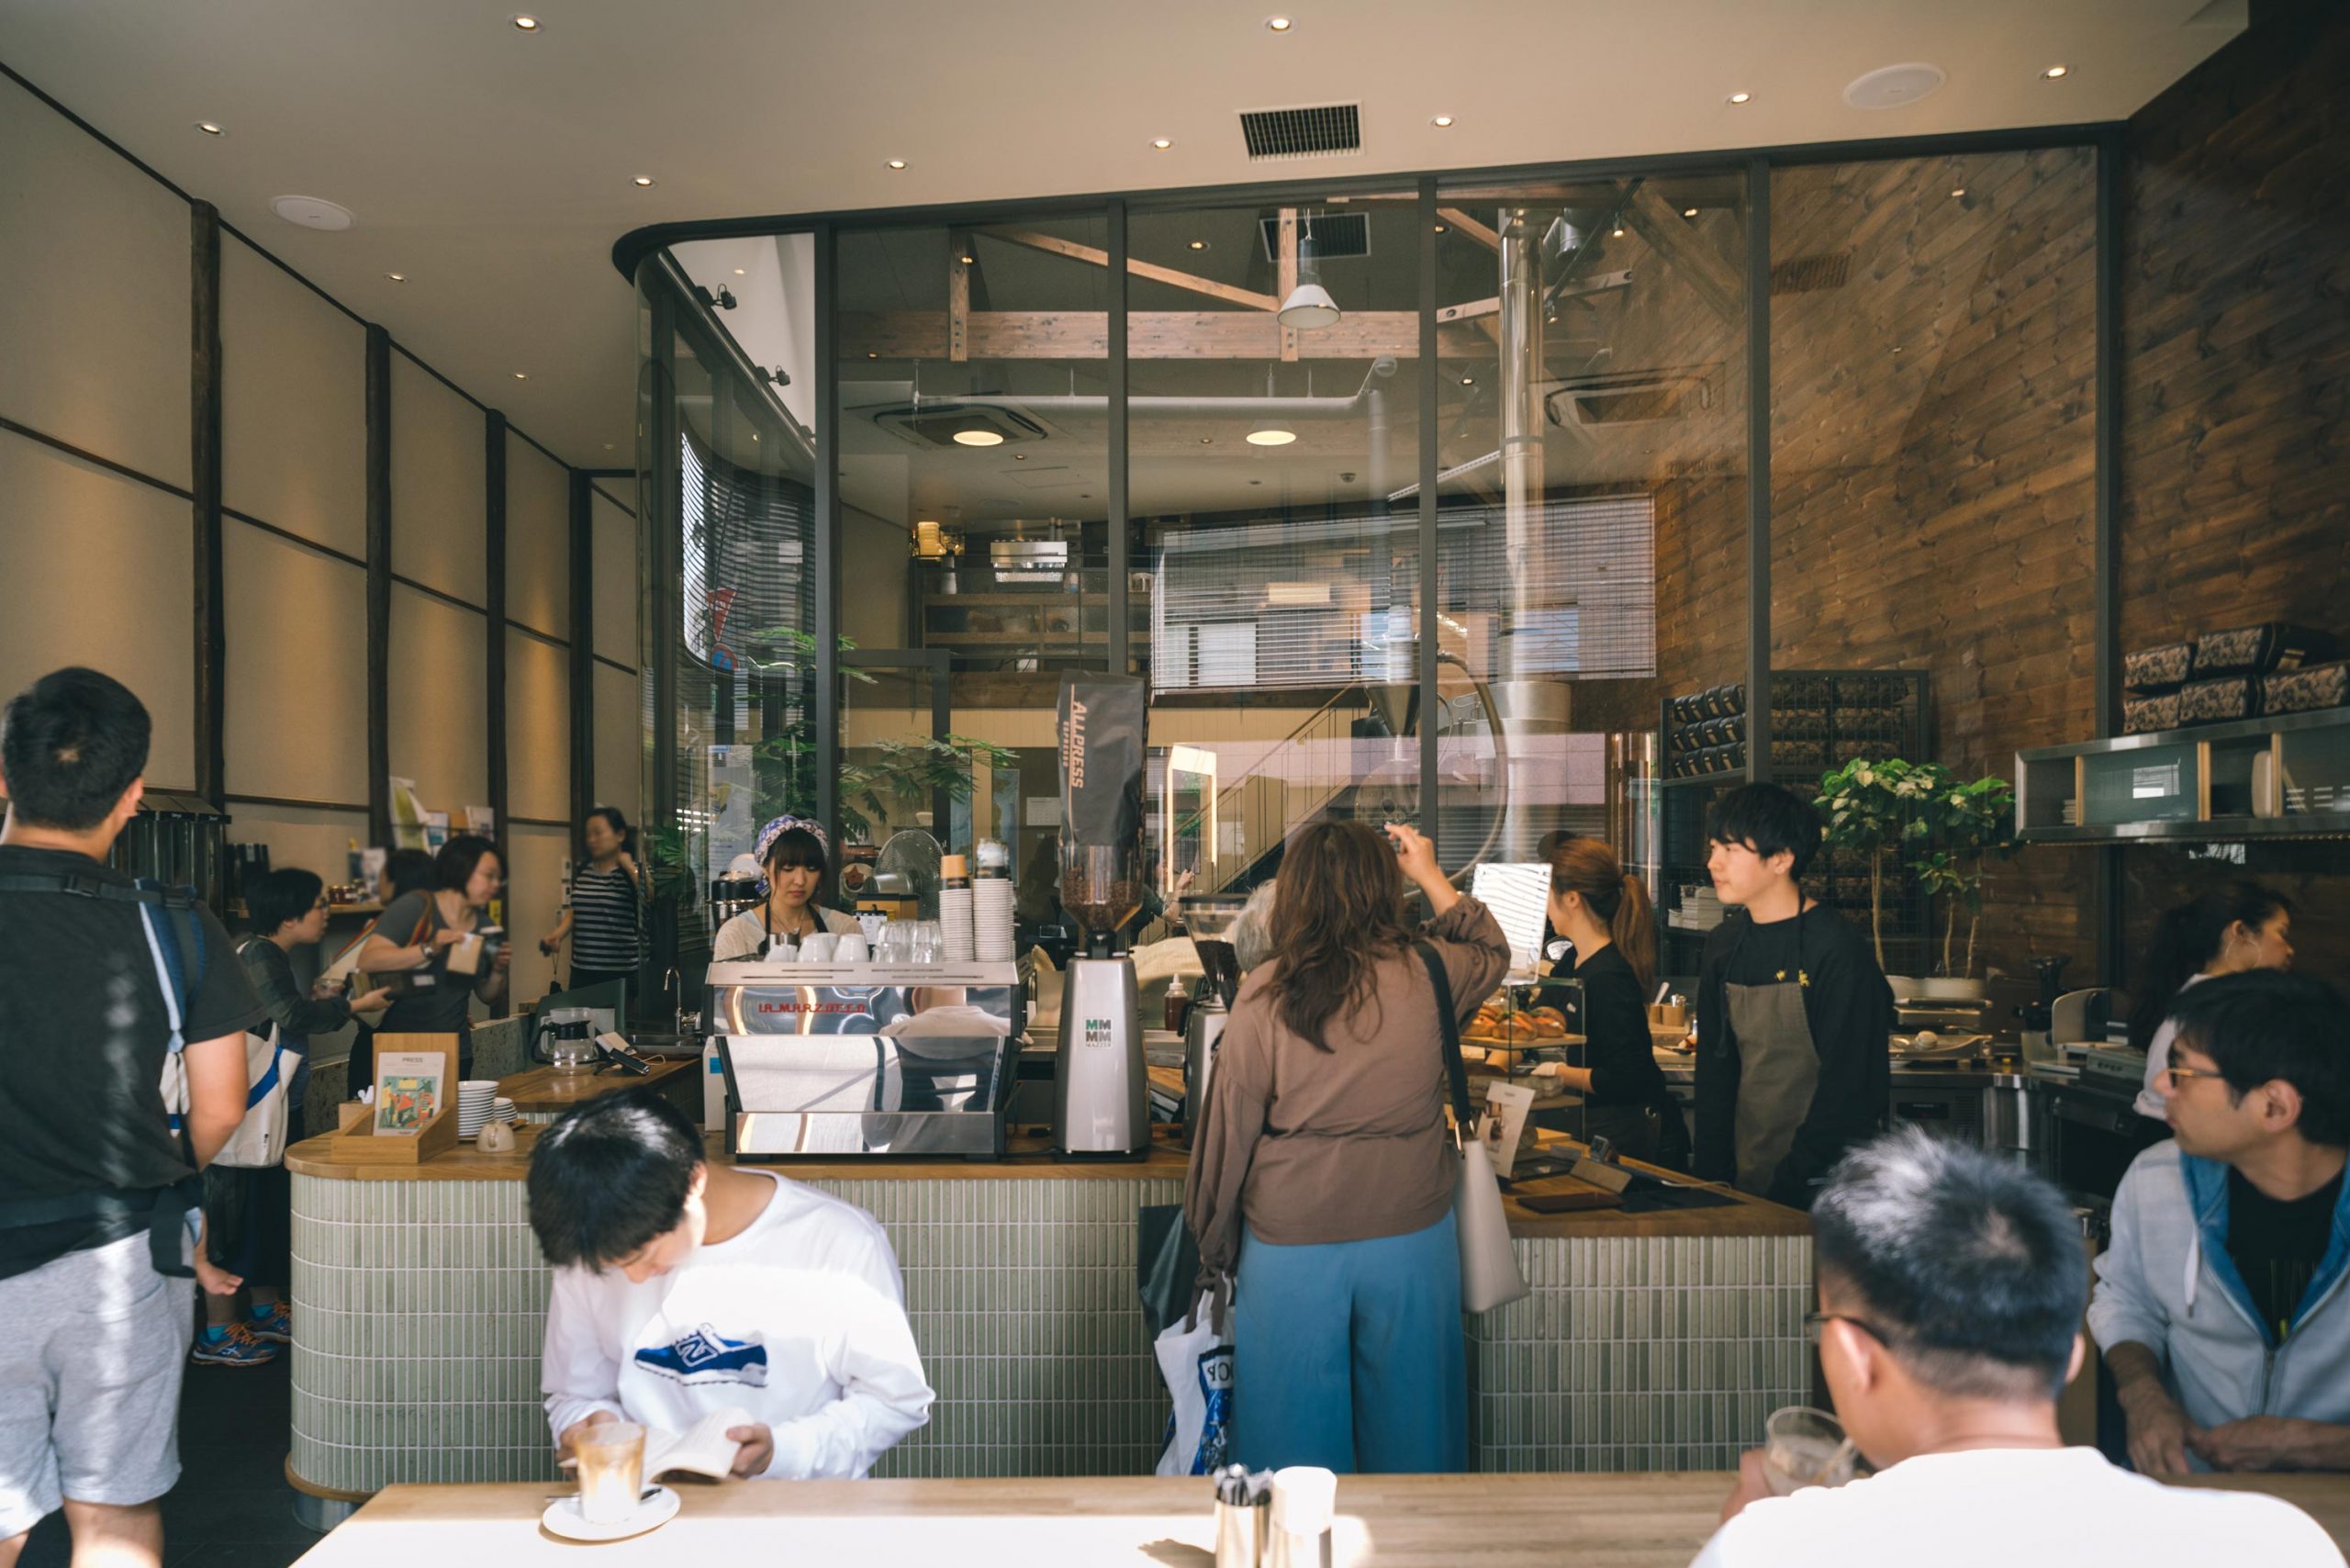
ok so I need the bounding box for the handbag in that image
[1413,940,1531,1314]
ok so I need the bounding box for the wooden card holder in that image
[329,1036,459,1165]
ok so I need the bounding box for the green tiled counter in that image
[285,1132,1808,1499]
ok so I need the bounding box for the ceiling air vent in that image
[1238,103,1361,161]
[869,401,1048,451]
[1258,210,1371,262]
[1770,252,1852,295]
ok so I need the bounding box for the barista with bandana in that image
[711,816,861,961]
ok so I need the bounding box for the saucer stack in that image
[456,1080,498,1139]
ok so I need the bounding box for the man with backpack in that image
[0,667,265,1568]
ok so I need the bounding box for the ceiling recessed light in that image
[1727,92,1751,105]
[1611,226,1626,238]
[1684,207,1699,218]
[1188,240,1208,251]
[1244,427,1297,447]
[2042,64,2069,79]
[953,429,1004,447]
[1430,114,1456,128]
[1265,16,1292,31]
[1201,437,1214,444]
[1434,222,1448,233]
[196,121,224,136]
[603,443,615,451]
[1013,453,1027,460]
[513,372,528,380]
[733,267,746,275]
[386,272,406,282]
[867,352,879,360]
[887,159,908,170]
[958,252,976,264]
[1151,137,1173,150]
[1950,187,1967,198]
[632,175,655,187]
[510,14,540,29]
[1460,375,1475,386]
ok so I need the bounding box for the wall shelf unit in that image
[2016,708,2350,843]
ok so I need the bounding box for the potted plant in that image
[1814,757,1939,977]
[1908,772,2019,1000]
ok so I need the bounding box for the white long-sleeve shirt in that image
[542,1170,933,1479]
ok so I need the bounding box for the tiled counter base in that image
[1467,1232,1815,1473]
[288,1134,1811,1500]
[288,1160,1185,1496]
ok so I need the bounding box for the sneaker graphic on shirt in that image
[633,1323,769,1387]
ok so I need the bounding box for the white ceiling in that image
[0,0,2240,468]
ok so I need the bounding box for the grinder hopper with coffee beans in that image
[1052,672,1150,1159]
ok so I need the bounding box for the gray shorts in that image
[0,1233,194,1538]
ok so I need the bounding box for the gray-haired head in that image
[1812,1128,2087,1400]
[1230,879,1280,974]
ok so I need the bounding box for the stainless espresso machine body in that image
[707,958,1024,1159]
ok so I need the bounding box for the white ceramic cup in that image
[799,933,837,962]
[834,934,869,963]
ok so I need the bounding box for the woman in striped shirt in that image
[541,806,646,1003]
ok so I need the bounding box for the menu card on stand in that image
[374,1050,446,1135]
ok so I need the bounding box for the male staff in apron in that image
[1693,783,1893,1209]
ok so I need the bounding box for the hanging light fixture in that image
[1247,365,1298,445]
[1277,212,1341,330]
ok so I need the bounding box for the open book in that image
[643,1406,753,1482]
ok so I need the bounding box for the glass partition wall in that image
[634,141,2108,1002]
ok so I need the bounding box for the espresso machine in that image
[1054,843,1148,1157]
[1177,892,1248,1145]
[707,956,1024,1159]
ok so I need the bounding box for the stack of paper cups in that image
[974,870,1015,962]
[456,1080,498,1139]
[939,856,976,962]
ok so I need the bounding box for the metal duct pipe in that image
[1497,208,1567,861]
[924,356,1398,422]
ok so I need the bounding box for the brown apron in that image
[1723,916,1819,1198]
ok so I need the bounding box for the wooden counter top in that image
[285,1472,2350,1567]
[496,1057,696,1112]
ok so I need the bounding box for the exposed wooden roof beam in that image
[980,226,1279,312]
[1437,207,1503,252]
[1622,182,1741,326]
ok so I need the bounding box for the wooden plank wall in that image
[2116,0,2350,989]
[1767,147,2101,994]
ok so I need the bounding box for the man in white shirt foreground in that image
[1693,1127,2340,1567]
[531,1090,933,1479]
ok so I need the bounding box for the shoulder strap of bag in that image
[1413,939,1477,1128]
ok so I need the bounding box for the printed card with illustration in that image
[373,1050,446,1135]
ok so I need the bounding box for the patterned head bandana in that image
[753,815,829,896]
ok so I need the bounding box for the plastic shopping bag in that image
[1152,1291,1234,1476]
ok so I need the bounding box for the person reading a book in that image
[529,1090,934,1481]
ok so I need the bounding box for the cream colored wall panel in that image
[590,489,638,666]
[507,632,569,823]
[592,662,640,823]
[386,584,487,815]
[0,431,196,789]
[507,439,569,640]
[223,522,368,805]
[219,238,365,556]
[390,355,486,606]
[506,824,572,1003]
[0,78,191,491]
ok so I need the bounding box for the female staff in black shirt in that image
[1541,837,1688,1168]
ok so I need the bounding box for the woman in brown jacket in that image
[1183,820,1508,1473]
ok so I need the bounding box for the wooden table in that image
[288,1472,2350,1566]
[495,1057,698,1114]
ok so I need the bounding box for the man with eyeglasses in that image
[1694,1128,2337,1566]
[2089,969,2350,1477]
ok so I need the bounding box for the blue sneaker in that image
[191,1322,278,1368]
[249,1301,292,1344]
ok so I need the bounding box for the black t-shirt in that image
[1543,943,1670,1108]
[0,845,267,1277]
[2227,1167,2343,1340]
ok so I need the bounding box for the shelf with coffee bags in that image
[2015,707,2350,843]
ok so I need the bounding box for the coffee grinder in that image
[1051,673,1151,1159]
[1176,892,1248,1145]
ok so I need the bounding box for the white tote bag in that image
[1414,942,1530,1314]
[1153,1290,1237,1475]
